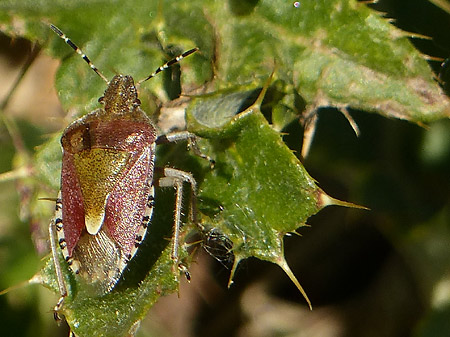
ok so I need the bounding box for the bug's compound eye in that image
[98,96,105,103]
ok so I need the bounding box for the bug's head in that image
[98,75,141,115]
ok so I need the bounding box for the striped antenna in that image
[50,24,109,84]
[137,47,199,85]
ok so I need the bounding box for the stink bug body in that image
[48,24,209,314]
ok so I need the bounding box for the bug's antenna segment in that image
[50,24,109,84]
[137,47,199,85]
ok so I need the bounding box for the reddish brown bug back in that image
[58,75,157,292]
[49,26,208,322]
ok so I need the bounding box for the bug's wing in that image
[60,152,86,258]
[104,144,155,263]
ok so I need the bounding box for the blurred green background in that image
[0,0,449,336]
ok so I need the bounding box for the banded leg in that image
[48,193,67,317]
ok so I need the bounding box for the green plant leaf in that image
[186,81,366,305]
[1,0,448,125]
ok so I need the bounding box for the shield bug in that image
[48,24,211,315]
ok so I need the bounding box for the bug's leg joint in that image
[157,168,200,276]
[156,131,214,168]
[53,296,65,322]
